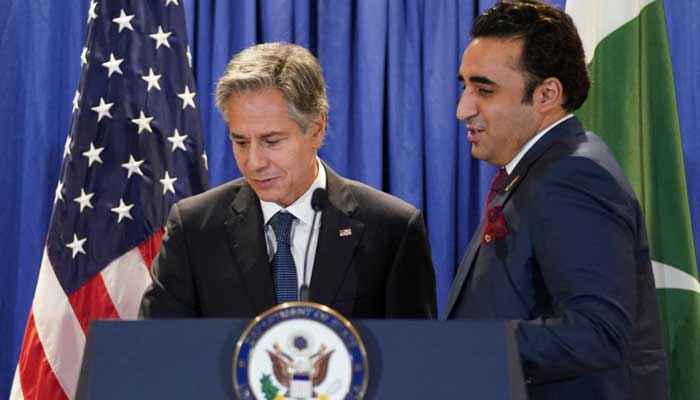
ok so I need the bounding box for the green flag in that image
[566,0,700,398]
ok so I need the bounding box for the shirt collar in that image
[260,157,327,226]
[505,114,574,174]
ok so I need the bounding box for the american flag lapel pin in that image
[338,228,352,237]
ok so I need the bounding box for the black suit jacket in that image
[443,117,667,400]
[140,162,437,319]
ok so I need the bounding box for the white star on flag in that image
[111,199,135,223]
[202,152,208,170]
[82,143,105,167]
[63,136,72,159]
[66,234,87,258]
[168,129,188,152]
[72,91,80,113]
[54,181,64,204]
[160,171,177,194]
[112,9,135,33]
[102,53,125,77]
[87,1,98,23]
[165,0,180,6]
[121,155,145,178]
[80,47,89,66]
[186,45,192,67]
[177,85,196,109]
[131,111,154,134]
[141,68,162,91]
[73,189,95,213]
[91,97,114,121]
[149,25,172,49]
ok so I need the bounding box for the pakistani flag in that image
[566,0,700,398]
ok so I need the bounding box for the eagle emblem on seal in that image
[266,333,334,399]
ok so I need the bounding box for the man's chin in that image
[470,146,486,161]
[247,182,277,201]
[253,188,294,207]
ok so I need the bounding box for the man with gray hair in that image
[140,43,437,319]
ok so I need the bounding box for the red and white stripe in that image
[10,232,162,399]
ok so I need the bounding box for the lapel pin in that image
[504,175,520,192]
[338,228,352,237]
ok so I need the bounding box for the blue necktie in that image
[269,211,298,303]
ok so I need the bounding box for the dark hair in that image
[215,43,328,131]
[471,0,590,112]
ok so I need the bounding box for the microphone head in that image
[311,188,328,211]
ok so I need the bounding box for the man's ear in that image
[533,77,565,113]
[307,112,327,148]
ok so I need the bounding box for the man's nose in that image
[456,87,477,121]
[247,141,268,171]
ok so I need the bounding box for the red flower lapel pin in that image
[482,206,508,244]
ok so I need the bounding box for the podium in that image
[77,319,527,399]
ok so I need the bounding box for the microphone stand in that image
[300,188,327,302]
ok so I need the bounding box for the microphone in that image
[300,188,327,302]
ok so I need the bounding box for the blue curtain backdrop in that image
[1,0,698,397]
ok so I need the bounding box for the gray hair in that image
[215,42,329,132]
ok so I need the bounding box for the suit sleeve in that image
[139,203,200,318]
[515,157,638,383]
[385,209,438,319]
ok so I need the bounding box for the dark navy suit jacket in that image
[140,162,437,319]
[443,117,667,400]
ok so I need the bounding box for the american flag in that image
[10,1,208,398]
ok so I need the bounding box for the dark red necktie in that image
[484,168,508,215]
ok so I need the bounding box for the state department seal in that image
[233,302,369,400]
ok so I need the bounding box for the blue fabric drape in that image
[1,1,698,397]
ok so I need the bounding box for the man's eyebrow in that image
[259,132,285,139]
[230,131,285,140]
[469,75,497,85]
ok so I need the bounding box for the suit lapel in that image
[442,218,485,318]
[309,163,364,306]
[442,116,585,319]
[223,183,276,314]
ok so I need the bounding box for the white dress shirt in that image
[260,158,326,289]
[505,114,574,174]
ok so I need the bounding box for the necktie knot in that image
[270,211,295,245]
[490,168,509,193]
[485,168,508,211]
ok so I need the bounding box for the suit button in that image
[484,234,491,242]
